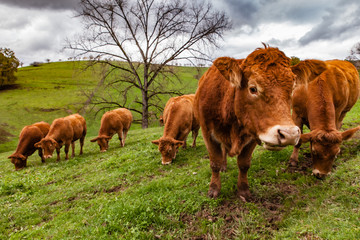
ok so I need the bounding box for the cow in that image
[289,59,360,179]
[34,114,87,161]
[152,94,200,165]
[8,121,50,170]
[193,45,301,201]
[90,108,132,152]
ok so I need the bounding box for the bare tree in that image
[67,0,231,128]
[346,43,360,70]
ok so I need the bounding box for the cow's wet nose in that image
[44,155,52,159]
[277,126,300,145]
[312,169,330,180]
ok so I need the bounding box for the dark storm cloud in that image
[0,0,81,10]
[299,1,360,45]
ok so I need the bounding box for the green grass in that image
[1,63,360,239]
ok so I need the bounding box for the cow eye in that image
[249,87,257,94]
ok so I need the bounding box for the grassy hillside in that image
[1,62,360,239]
[0,61,202,153]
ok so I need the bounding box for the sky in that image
[0,0,359,66]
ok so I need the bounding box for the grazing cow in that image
[289,59,360,179]
[194,46,301,201]
[90,108,132,152]
[152,94,200,165]
[34,114,87,161]
[8,121,50,170]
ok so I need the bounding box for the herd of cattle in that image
[7,45,360,200]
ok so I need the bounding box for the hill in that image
[0,61,203,153]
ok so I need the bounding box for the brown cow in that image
[90,108,132,152]
[8,121,50,170]
[289,59,360,179]
[194,46,301,201]
[34,114,87,161]
[152,94,200,165]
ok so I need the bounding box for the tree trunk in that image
[141,89,149,129]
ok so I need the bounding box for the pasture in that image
[0,62,360,239]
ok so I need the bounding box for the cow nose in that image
[100,150,107,153]
[277,126,300,145]
[312,169,330,180]
[44,155,52,159]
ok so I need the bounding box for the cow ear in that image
[34,142,41,148]
[8,154,15,159]
[341,126,360,141]
[213,57,242,87]
[300,132,312,143]
[90,137,98,142]
[174,140,184,147]
[151,140,160,145]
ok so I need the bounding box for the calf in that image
[194,45,300,200]
[90,108,132,152]
[290,59,360,178]
[8,121,50,170]
[34,114,87,161]
[152,94,200,165]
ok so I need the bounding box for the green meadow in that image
[0,62,360,239]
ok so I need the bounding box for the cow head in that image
[213,46,300,150]
[8,153,27,170]
[151,137,184,165]
[90,135,112,152]
[301,127,360,179]
[34,138,58,159]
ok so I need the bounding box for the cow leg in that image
[289,116,303,167]
[191,128,199,148]
[56,148,61,161]
[79,136,84,155]
[118,129,124,147]
[237,140,256,201]
[64,142,70,160]
[71,142,75,158]
[38,149,45,163]
[203,130,226,198]
[123,129,129,146]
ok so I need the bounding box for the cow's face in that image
[90,135,111,152]
[152,137,183,165]
[301,127,360,178]
[8,153,27,170]
[214,48,300,150]
[34,138,58,159]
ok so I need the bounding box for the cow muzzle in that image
[259,125,300,151]
[312,169,330,180]
[44,155,52,159]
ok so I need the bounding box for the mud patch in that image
[0,84,20,91]
[0,124,15,144]
[180,183,299,239]
[104,185,127,193]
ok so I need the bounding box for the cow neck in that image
[163,113,182,139]
[307,78,337,131]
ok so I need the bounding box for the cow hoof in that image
[208,183,220,198]
[208,189,220,198]
[237,190,252,202]
[289,159,297,167]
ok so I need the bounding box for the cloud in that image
[299,1,360,45]
[0,0,81,10]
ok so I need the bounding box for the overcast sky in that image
[0,0,359,66]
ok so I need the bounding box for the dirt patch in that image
[38,107,62,112]
[0,84,20,91]
[180,183,299,239]
[104,185,126,193]
[0,125,15,144]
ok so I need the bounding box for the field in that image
[1,62,360,239]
